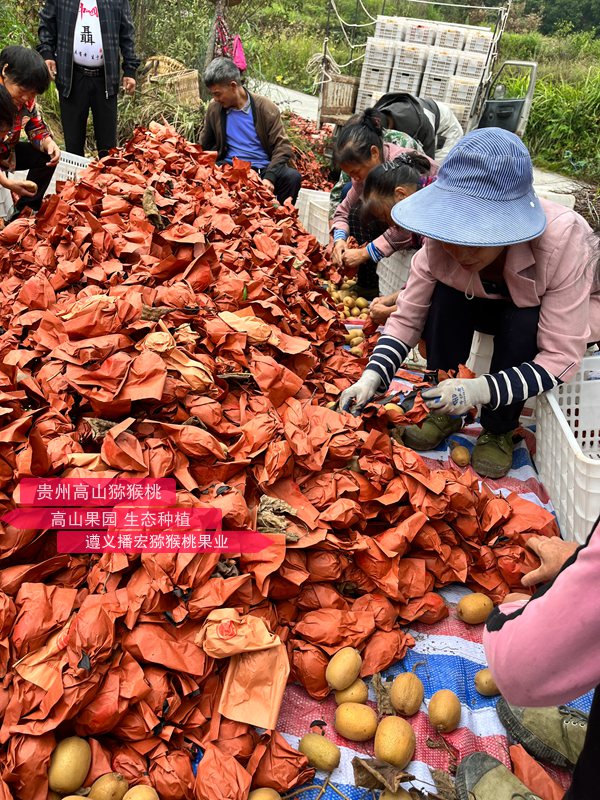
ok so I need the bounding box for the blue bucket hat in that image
[391,127,547,246]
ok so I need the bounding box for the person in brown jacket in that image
[201,57,302,204]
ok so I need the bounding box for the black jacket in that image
[374,92,440,158]
[38,0,140,99]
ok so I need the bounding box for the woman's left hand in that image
[422,376,491,415]
[41,137,61,166]
[342,246,370,270]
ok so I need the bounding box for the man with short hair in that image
[38,0,140,158]
[201,57,302,205]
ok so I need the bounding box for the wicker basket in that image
[141,55,187,80]
[146,69,200,107]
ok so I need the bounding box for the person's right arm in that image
[484,522,600,707]
[38,1,58,64]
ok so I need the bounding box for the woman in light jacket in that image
[339,128,598,479]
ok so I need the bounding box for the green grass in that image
[525,69,600,182]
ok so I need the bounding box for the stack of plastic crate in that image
[389,41,429,94]
[374,15,405,42]
[357,38,395,111]
[421,46,459,101]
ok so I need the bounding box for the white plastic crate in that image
[48,151,92,194]
[359,64,392,93]
[464,28,494,54]
[405,20,438,46]
[296,189,330,246]
[377,249,415,295]
[425,47,459,77]
[421,74,451,102]
[296,188,329,221]
[394,41,430,72]
[449,103,471,129]
[364,38,397,69]
[389,67,423,95]
[447,76,480,109]
[536,356,600,544]
[0,186,12,219]
[435,24,467,50]
[455,51,487,80]
[375,15,405,42]
[355,88,385,112]
[305,201,330,246]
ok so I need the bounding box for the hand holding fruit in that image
[342,246,370,271]
[5,178,38,198]
[369,293,398,324]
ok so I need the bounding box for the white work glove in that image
[338,369,382,415]
[422,376,491,415]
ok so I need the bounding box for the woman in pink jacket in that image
[339,128,598,479]
[331,109,437,298]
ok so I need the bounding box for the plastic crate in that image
[394,41,430,72]
[359,64,392,93]
[447,76,480,109]
[375,15,405,42]
[449,103,471,129]
[296,189,330,246]
[405,20,438,46]
[536,356,600,544]
[355,88,385,112]
[455,51,487,80]
[421,74,451,102]
[377,249,415,295]
[435,24,467,50]
[296,188,329,221]
[0,186,12,219]
[306,200,330,246]
[425,47,459,77]
[464,29,494,54]
[364,38,397,70]
[389,67,423,95]
[48,151,92,194]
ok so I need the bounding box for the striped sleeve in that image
[366,241,385,263]
[484,361,561,409]
[333,229,348,241]
[366,334,410,388]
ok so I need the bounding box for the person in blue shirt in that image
[201,57,302,205]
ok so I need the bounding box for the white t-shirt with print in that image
[73,0,105,67]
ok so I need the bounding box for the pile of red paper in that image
[0,124,557,799]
